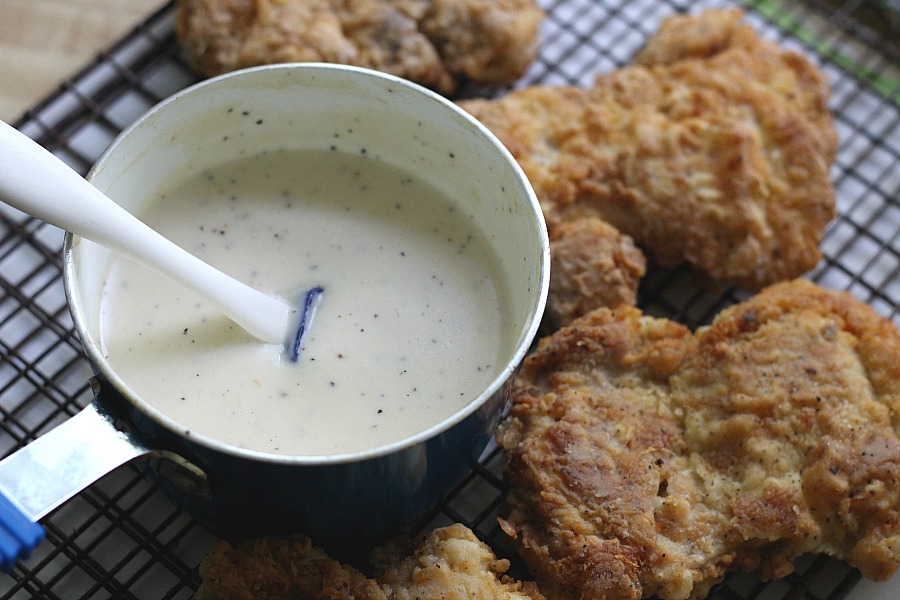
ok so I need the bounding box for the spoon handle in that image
[0,121,292,344]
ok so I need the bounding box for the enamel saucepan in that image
[0,64,549,568]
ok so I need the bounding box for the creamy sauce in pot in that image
[99,149,512,456]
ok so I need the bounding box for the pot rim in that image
[63,63,549,467]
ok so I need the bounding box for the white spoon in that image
[0,120,303,350]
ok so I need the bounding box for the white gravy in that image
[99,149,512,456]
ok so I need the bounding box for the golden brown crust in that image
[632,7,751,65]
[498,306,724,600]
[175,0,544,94]
[677,280,900,582]
[194,533,384,600]
[460,8,837,301]
[377,523,547,600]
[419,0,544,87]
[194,524,546,600]
[546,217,646,330]
[497,280,900,599]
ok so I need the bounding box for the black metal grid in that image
[1,0,898,598]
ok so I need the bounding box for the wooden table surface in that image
[0,0,163,123]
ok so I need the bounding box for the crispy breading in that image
[175,0,543,94]
[193,524,546,600]
[193,533,383,600]
[377,524,546,600]
[497,280,900,600]
[676,280,900,584]
[631,7,757,65]
[496,304,724,600]
[460,8,837,300]
[546,217,646,330]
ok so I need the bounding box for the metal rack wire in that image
[1,0,897,598]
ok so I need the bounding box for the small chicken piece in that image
[193,533,384,600]
[376,524,546,600]
[631,6,758,65]
[193,524,545,600]
[546,216,646,330]
[175,0,544,94]
[460,8,837,297]
[497,280,900,600]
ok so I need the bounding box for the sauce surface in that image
[99,149,511,456]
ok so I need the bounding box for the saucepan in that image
[0,64,549,567]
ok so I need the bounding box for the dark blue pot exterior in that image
[93,370,512,542]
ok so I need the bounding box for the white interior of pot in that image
[67,64,549,453]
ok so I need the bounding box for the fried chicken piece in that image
[460,8,837,299]
[194,524,546,600]
[631,6,759,65]
[546,216,646,330]
[497,280,900,600]
[376,524,546,600]
[496,304,723,600]
[175,0,543,94]
[676,280,900,584]
[193,533,383,600]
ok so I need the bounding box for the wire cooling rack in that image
[1,0,898,598]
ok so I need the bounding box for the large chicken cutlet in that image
[460,9,837,323]
[194,523,546,600]
[497,280,900,600]
[175,0,543,94]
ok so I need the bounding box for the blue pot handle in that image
[0,492,43,570]
[0,401,150,571]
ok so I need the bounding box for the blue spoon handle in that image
[0,492,43,571]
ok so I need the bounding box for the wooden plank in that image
[0,0,162,122]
